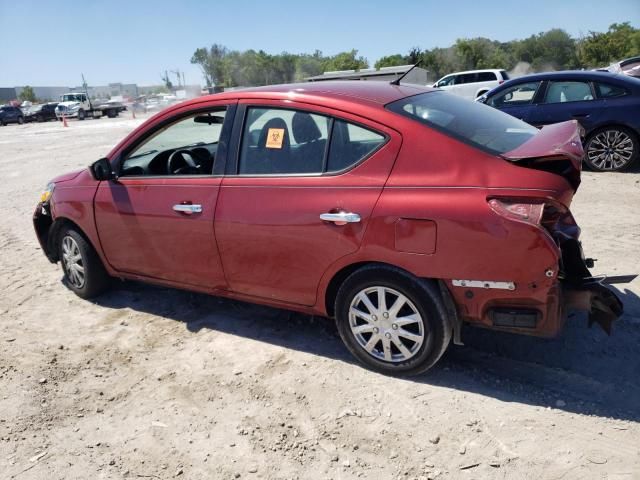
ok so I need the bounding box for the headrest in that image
[292,112,322,144]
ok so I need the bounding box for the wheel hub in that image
[348,286,426,363]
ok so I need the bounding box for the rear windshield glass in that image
[386,91,537,154]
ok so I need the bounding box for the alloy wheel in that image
[348,286,426,363]
[587,129,634,171]
[61,235,85,289]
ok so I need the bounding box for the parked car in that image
[477,71,640,171]
[433,69,510,99]
[24,103,59,123]
[0,105,24,125]
[33,81,632,375]
[606,56,640,78]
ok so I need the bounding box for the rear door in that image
[94,101,236,289]
[528,79,605,128]
[214,101,401,306]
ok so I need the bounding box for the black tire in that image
[77,109,85,121]
[17,116,24,124]
[584,126,638,172]
[107,109,116,118]
[58,227,111,299]
[335,265,452,376]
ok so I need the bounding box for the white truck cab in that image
[433,69,509,100]
[55,92,94,120]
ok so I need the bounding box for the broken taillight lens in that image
[488,198,545,226]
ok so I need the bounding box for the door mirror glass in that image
[90,157,114,181]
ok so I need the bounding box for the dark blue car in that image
[478,71,640,171]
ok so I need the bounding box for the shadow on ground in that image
[92,280,640,424]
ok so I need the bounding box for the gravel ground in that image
[1,115,639,480]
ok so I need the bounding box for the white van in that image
[433,69,510,99]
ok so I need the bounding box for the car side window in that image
[477,72,497,82]
[437,75,455,87]
[488,81,542,107]
[120,109,227,177]
[239,107,329,175]
[595,82,628,98]
[237,107,387,176]
[327,121,386,173]
[544,81,594,103]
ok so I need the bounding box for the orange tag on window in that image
[265,128,285,149]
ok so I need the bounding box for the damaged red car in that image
[33,81,633,375]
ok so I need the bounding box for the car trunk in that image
[501,120,634,333]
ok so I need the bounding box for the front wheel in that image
[17,116,24,124]
[335,265,451,376]
[77,109,86,120]
[58,227,111,299]
[584,127,638,171]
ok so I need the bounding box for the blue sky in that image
[1,0,638,87]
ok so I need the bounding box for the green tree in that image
[323,50,368,71]
[19,85,36,102]
[190,44,230,87]
[579,22,640,67]
[375,54,407,69]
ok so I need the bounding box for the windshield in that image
[386,91,537,155]
[61,94,83,102]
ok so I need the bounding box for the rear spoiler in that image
[501,120,584,191]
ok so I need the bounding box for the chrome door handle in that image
[173,204,202,214]
[320,212,361,224]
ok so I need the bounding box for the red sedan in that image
[33,81,631,375]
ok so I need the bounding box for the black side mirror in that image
[90,157,115,181]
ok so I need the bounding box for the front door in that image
[94,104,235,289]
[487,80,543,124]
[214,102,401,306]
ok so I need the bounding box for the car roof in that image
[182,81,433,109]
[508,70,636,82]
[442,69,504,76]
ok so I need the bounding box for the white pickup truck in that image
[55,93,126,120]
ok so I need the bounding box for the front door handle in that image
[320,211,361,224]
[173,203,203,214]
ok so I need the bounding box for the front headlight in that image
[40,182,55,203]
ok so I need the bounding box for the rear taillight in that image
[488,198,544,226]
[488,197,579,238]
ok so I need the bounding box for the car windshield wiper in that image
[128,149,158,159]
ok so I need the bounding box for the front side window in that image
[437,75,455,87]
[387,91,537,155]
[238,107,387,175]
[544,81,594,103]
[488,81,542,107]
[120,109,227,176]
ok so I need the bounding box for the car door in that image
[486,80,544,124]
[214,101,401,306]
[528,79,605,129]
[94,101,236,289]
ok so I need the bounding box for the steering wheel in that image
[167,149,200,175]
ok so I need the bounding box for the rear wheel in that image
[77,109,86,120]
[58,227,110,299]
[107,109,117,118]
[584,127,638,171]
[335,265,451,376]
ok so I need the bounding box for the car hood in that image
[501,120,583,191]
[56,101,80,108]
[51,169,84,184]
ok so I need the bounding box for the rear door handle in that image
[173,204,202,214]
[320,212,361,224]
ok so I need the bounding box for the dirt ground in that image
[1,115,639,480]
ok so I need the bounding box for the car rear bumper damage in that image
[558,236,635,334]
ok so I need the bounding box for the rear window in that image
[386,91,537,155]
